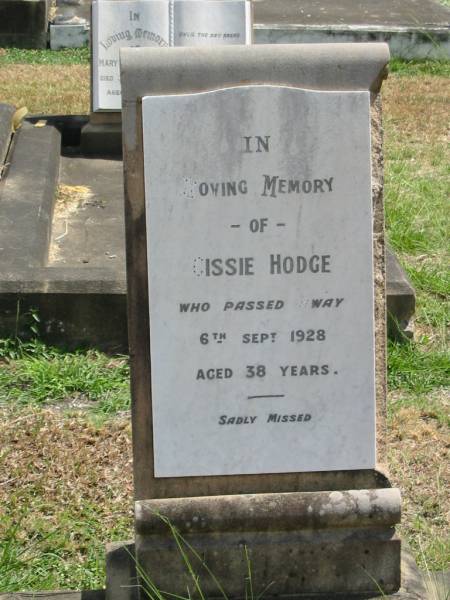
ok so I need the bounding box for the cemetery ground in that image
[0,49,448,592]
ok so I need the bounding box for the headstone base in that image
[80,113,122,157]
[105,541,137,600]
[50,23,89,50]
[131,489,402,597]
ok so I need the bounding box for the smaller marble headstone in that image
[92,0,251,112]
[92,0,170,111]
[174,0,252,47]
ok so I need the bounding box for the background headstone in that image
[81,0,252,154]
[0,0,49,48]
[92,0,170,111]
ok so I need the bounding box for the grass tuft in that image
[0,341,130,415]
[0,48,90,65]
[388,340,449,397]
[389,58,450,78]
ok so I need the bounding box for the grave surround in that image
[119,42,402,596]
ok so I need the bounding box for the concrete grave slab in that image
[253,0,450,59]
[0,104,15,168]
[0,122,60,270]
[50,0,90,48]
[253,0,450,28]
[0,119,127,351]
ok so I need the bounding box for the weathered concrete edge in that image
[253,28,449,59]
[254,23,450,34]
[121,43,390,100]
[0,104,15,167]
[0,124,60,269]
[0,549,430,600]
[135,489,401,534]
[105,540,138,600]
[0,267,126,294]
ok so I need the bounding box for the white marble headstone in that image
[142,85,376,478]
[92,0,170,111]
[174,0,252,46]
[92,0,251,111]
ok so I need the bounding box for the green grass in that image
[389,58,450,77]
[0,341,130,415]
[384,62,449,415]
[0,47,90,65]
[0,503,132,592]
[388,340,449,399]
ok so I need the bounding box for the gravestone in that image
[144,85,376,478]
[0,0,49,48]
[118,43,403,597]
[81,0,252,154]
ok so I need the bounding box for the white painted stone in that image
[92,0,251,111]
[174,1,252,46]
[92,0,170,111]
[142,84,376,478]
[50,23,89,50]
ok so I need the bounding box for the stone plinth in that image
[134,490,402,596]
[80,112,122,156]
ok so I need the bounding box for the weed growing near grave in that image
[389,58,450,77]
[0,342,130,415]
[0,48,90,65]
[388,341,449,397]
[131,514,275,600]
